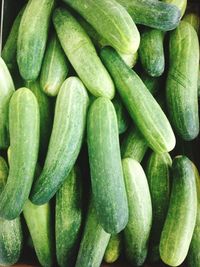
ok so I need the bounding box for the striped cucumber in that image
[0,88,40,220]
[100,47,176,153]
[184,13,200,33]
[17,0,55,81]
[30,77,89,205]
[53,8,115,99]
[159,156,197,266]
[87,97,128,234]
[40,34,69,97]
[104,234,122,263]
[166,21,199,140]
[56,166,83,267]
[123,158,152,266]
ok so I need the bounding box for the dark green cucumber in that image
[17,0,55,81]
[159,156,197,266]
[104,234,122,263]
[166,21,199,140]
[100,47,175,153]
[163,0,187,17]
[75,202,111,267]
[30,77,89,205]
[0,88,40,220]
[184,13,200,33]
[56,166,82,267]
[140,72,159,95]
[116,0,181,31]
[0,57,15,149]
[53,8,115,99]
[87,97,128,234]
[146,152,172,262]
[0,157,23,266]
[123,158,152,266]
[40,34,69,97]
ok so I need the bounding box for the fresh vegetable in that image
[183,12,200,33]
[163,0,187,17]
[104,234,122,264]
[112,97,129,135]
[140,72,159,95]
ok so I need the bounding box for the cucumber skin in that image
[112,97,129,135]
[123,158,152,266]
[140,72,159,96]
[30,77,89,205]
[184,13,200,33]
[104,234,122,263]
[159,156,197,267]
[87,97,128,234]
[100,47,176,153]
[163,0,187,17]
[40,34,69,97]
[53,8,115,99]
[56,166,82,267]
[0,88,39,220]
[17,0,55,81]
[166,21,199,141]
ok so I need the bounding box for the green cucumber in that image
[30,77,89,205]
[56,166,82,267]
[163,0,187,17]
[166,21,199,140]
[140,72,159,95]
[0,157,23,266]
[146,152,172,262]
[53,8,115,99]
[40,34,69,97]
[0,88,40,220]
[100,47,176,153]
[184,13,200,33]
[116,0,181,31]
[112,97,129,135]
[0,57,15,149]
[104,234,122,263]
[17,0,55,81]
[123,158,152,266]
[159,156,197,266]
[75,202,111,267]
[87,97,128,234]
[62,0,140,54]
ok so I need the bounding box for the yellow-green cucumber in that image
[17,0,55,81]
[122,158,152,266]
[159,156,197,266]
[30,77,89,205]
[100,47,176,153]
[53,8,115,99]
[0,88,40,220]
[183,13,200,33]
[40,34,69,97]
[104,234,122,264]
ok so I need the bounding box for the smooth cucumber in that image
[104,234,122,263]
[163,0,187,17]
[140,72,159,95]
[112,97,129,135]
[184,13,200,33]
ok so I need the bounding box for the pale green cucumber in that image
[112,97,129,135]
[104,234,122,263]
[184,13,200,33]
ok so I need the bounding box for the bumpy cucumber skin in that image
[17,0,55,81]
[166,21,199,140]
[112,97,129,135]
[123,158,152,266]
[100,47,176,153]
[56,166,82,267]
[53,8,115,99]
[40,34,69,97]
[159,156,197,267]
[87,97,128,234]
[104,234,122,263]
[30,77,89,205]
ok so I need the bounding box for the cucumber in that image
[40,34,69,97]
[30,77,89,205]
[0,57,15,149]
[62,0,140,54]
[184,13,200,33]
[56,166,82,267]
[146,152,172,262]
[53,8,115,99]
[116,0,181,31]
[87,97,128,234]
[75,202,111,267]
[166,21,199,140]
[0,88,40,220]
[159,156,197,266]
[100,47,176,153]
[0,157,23,266]
[163,0,187,17]
[17,0,55,81]
[122,158,152,266]
[140,72,159,95]
[104,234,122,263]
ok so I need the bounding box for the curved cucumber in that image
[30,77,89,205]
[104,234,122,263]
[159,156,197,266]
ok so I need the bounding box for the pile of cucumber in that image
[0,0,200,266]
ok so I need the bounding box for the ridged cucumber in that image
[123,158,152,266]
[53,8,115,99]
[87,97,128,234]
[104,234,122,263]
[0,88,40,220]
[30,77,89,205]
[159,156,197,266]
[100,47,176,153]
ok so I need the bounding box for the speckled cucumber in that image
[104,234,122,264]
[163,0,187,17]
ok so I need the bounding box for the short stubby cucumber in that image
[104,234,122,264]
